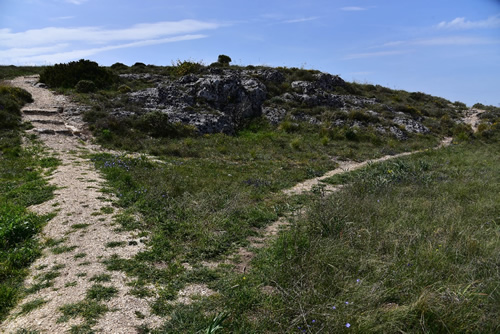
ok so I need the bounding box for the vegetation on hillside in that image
[1,63,499,332]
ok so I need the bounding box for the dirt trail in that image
[231,137,460,272]
[230,109,483,273]
[1,77,162,334]
[463,108,484,132]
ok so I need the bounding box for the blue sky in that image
[1,0,499,106]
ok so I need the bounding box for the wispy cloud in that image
[341,7,369,11]
[0,20,221,48]
[344,50,410,60]
[437,15,500,30]
[50,16,75,21]
[8,35,206,64]
[283,17,319,24]
[383,36,500,47]
[63,0,89,4]
[0,19,222,64]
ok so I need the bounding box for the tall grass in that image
[251,139,499,333]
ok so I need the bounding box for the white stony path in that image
[1,76,162,334]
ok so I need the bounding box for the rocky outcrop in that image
[393,117,430,134]
[127,70,267,134]
[121,68,427,139]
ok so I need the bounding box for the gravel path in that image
[1,76,162,334]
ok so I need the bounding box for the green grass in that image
[18,298,48,315]
[50,245,77,254]
[0,84,58,321]
[86,284,118,301]
[91,135,500,333]
[89,274,111,283]
[0,66,45,80]
[243,139,500,333]
[104,241,126,248]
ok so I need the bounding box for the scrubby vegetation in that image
[39,59,117,89]
[0,84,57,321]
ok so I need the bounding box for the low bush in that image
[40,59,117,89]
[75,80,97,93]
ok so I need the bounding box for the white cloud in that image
[63,0,88,4]
[0,19,221,64]
[437,15,500,30]
[0,20,221,48]
[2,35,207,65]
[341,7,368,11]
[414,36,500,46]
[50,16,75,21]
[344,50,410,60]
[283,17,319,24]
[383,36,500,47]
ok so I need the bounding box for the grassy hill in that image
[1,62,499,333]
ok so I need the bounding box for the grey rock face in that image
[127,70,267,134]
[393,117,430,134]
[390,126,408,140]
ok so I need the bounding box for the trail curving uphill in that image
[1,77,161,334]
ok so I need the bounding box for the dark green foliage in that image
[110,62,128,70]
[39,59,117,89]
[86,284,118,301]
[75,80,97,93]
[132,62,146,68]
[0,86,33,131]
[217,54,232,66]
[135,111,196,138]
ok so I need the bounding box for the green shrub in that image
[75,80,97,93]
[348,109,379,123]
[174,60,203,78]
[118,85,132,93]
[110,62,128,70]
[279,120,299,133]
[0,86,32,130]
[344,128,358,141]
[40,59,117,89]
[217,55,232,66]
[290,137,302,150]
[135,111,195,138]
